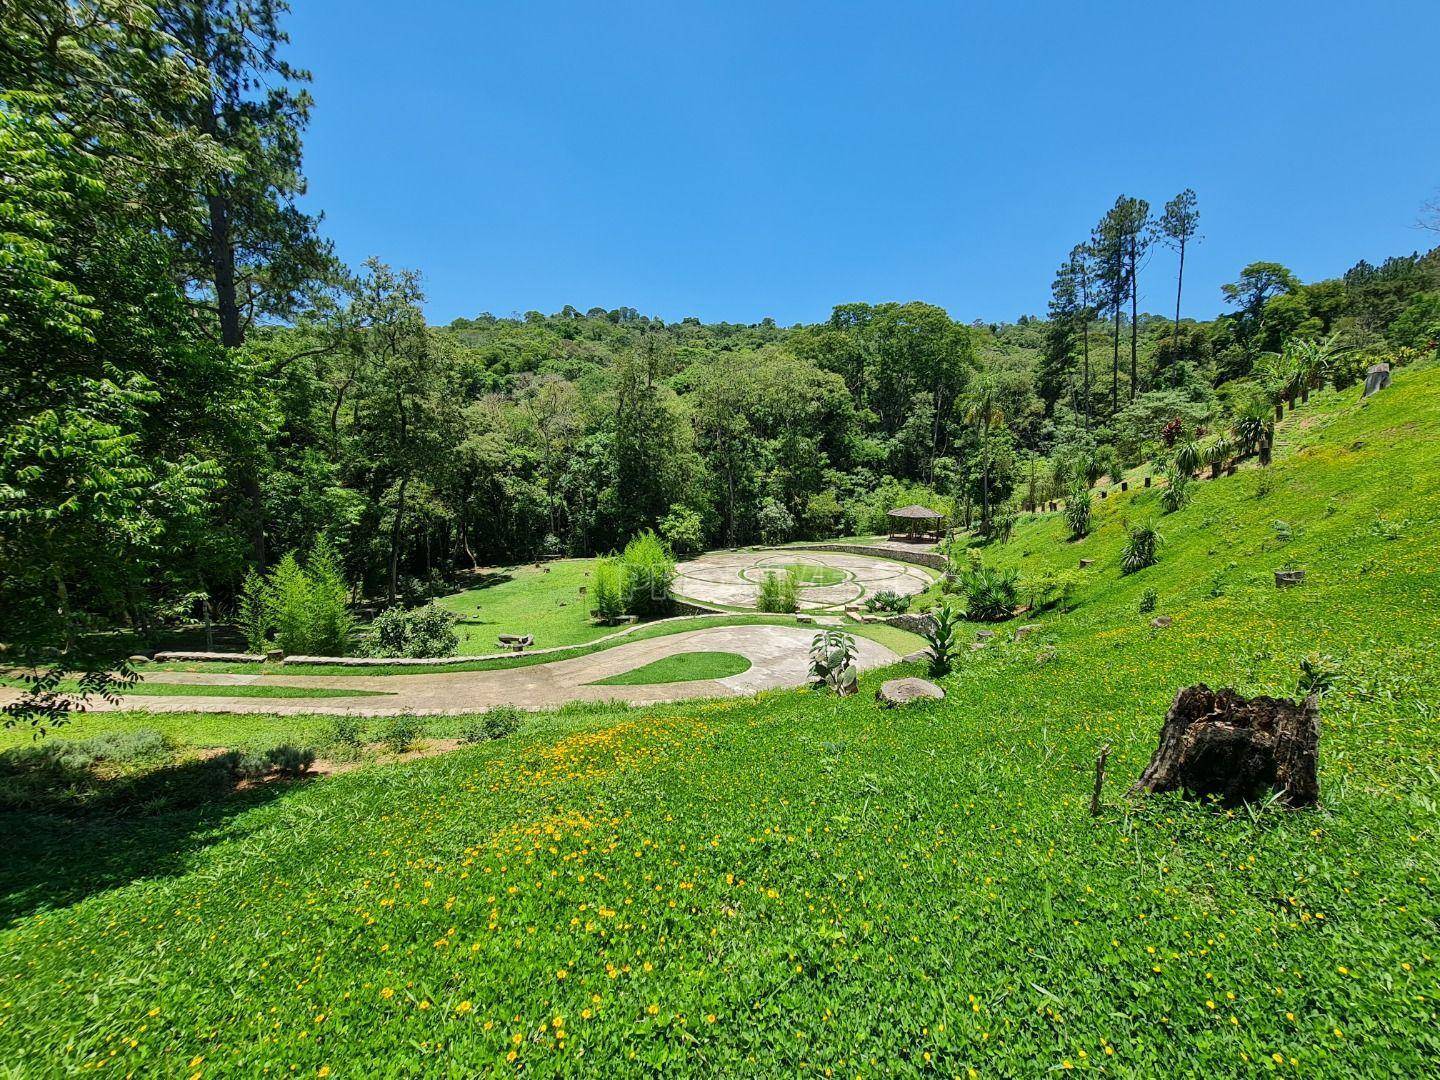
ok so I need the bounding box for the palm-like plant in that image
[1201,435,1233,479]
[1064,480,1092,540]
[1173,439,1201,478]
[1121,521,1162,573]
[1159,467,1191,513]
[1231,395,1275,466]
[923,601,963,677]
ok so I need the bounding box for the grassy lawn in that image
[590,651,752,686]
[768,562,846,587]
[1,677,389,701]
[433,559,610,652]
[1,365,1438,1073]
[846,621,927,656]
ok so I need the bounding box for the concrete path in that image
[674,549,935,611]
[37,625,900,716]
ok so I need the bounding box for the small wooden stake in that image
[1090,744,1111,816]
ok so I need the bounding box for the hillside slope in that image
[1,365,1438,1075]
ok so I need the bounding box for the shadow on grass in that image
[0,761,296,927]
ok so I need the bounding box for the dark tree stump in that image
[1132,684,1320,808]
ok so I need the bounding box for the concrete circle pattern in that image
[674,549,935,611]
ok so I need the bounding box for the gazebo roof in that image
[887,504,944,520]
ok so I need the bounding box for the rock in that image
[127,654,150,664]
[1013,624,1039,641]
[1079,558,1094,568]
[1274,569,1306,589]
[970,641,988,651]
[153,650,268,664]
[975,629,996,641]
[1363,362,1391,398]
[876,678,945,707]
[1150,616,1173,629]
[1132,684,1320,808]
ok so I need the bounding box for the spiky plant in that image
[1120,521,1162,573]
[1064,481,1093,540]
[923,602,963,678]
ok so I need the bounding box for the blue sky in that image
[286,1,1440,327]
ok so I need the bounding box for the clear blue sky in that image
[286,0,1440,327]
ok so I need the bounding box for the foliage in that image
[264,744,315,778]
[591,557,625,623]
[658,505,705,556]
[1296,652,1342,698]
[1064,481,1092,540]
[1120,521,1163,573]
[807,630,858,695]
[922,601,963,677]
[863,590,910,614]
[756,570,800,614]
[369,604,460,659]
[1138,587,1158,613]
[1159,467,1192,513]
[461,706,525,743]
[955,562,1019,622]
[380,714,425,754]
[618,531,676,617]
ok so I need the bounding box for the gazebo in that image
[886,504,945,542]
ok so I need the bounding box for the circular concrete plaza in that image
[673,549,935,612]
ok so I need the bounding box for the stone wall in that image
[882,612,938,636]
[803,543,948,571]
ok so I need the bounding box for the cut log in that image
[1132,684,1320,808]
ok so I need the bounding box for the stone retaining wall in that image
[882,612,938,636]
[803,543,948,571]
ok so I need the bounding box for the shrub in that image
[1173,438,1201,477]
[1121,521,1162,573]
[225,750,271,780]
[864,590,910,614]
[324,717,366,759]
[236,538,356,655]
[539,533,563,559]
[658,504,705,555]
[1297,652,1341,698]
[1064,481,1092,540]
[369,603,459,658]
[1138,587,1158,614]
[265,744,315,777]
[808,630,858,696]
[923,602,962,677]
[757,498,795,546]
[461,706,524,744]
[619,530,675,617]
[1021,568,1081,613]
[757,570,799,613]
[381,713,425,754]
[591,556,625,623]
[1160,468,1191,513]
[956,562,1018,622]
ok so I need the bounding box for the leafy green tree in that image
[1159,190,1201,353]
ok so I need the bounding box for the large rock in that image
[876,678,945,707]
[1132,684,1320,808]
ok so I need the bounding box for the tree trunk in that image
[1132,684,1320,808]
[388,474,410,605]
[1128,239,1139,401]
[1173,238,1185,353]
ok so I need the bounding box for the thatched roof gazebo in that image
[886,504,945,542]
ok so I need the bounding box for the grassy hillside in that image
[1,367,1437,1075]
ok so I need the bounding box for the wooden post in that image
[1090,744,1111,816]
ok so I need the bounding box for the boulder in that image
[1150,616,1173,629]
[1013,624,1040,641]
[975,629,997,641]
[127,654,151,664]
[876,678,945,707]
[1132,684,1320,808]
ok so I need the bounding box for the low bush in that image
[863,590,910,614]
[1138,587,1158,614]
[381,713,425,754]
[591,557,625,623]
[265,744,315,777]
[923,602,963,677]
[1064,481,1092,540]
[1121,521,1162,573]
[368,603,459,658]
[462,705,525,743]
[757,570,799,613]
[236,537,355,655]
[808,629,858,696]
[619,531,676,617]
[956,561,1019,622]
[324,716,367,759]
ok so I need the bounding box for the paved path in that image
[25,625,900,717]
[674,549,935,611]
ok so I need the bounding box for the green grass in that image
[846,621,928,656]
[0,677,389,700]
[766,562,846,587]
[433,559,612,652]
[589,651,752,686]
[2,364,1439,1074]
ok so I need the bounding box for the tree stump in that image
[1363,363,1391,398]
[1274,569,1305,588]
[1132,684,1319,807]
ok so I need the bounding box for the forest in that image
[3,0,1439,672]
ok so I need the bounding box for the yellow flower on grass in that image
[456,1001,472,1014]
[380,987,394,999]
[318,1069,331,1078]
[647,1004,659,1016]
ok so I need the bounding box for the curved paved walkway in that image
[675,549,935,611]
[38,625,900,716]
